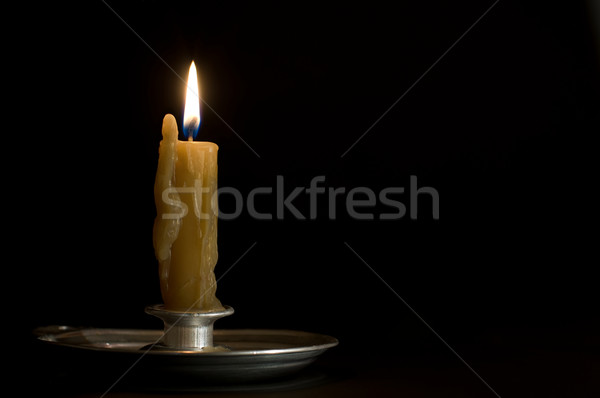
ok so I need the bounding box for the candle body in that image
[153,114,223,312]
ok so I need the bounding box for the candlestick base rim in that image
[35,326,338,385]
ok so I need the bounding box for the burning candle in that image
[153,62,224,312]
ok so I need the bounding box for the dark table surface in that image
[19,322,600,397]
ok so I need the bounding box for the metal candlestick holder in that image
[145,304,234,351]
[36,303,338,386]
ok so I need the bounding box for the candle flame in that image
[183,61,200,140]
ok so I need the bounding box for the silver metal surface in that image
[36,327,339,384]
[145,304,234,351]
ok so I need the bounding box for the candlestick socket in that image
[145,304,234,351]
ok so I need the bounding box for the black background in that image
[9,0,600,396]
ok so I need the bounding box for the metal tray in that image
[36,326,338,386]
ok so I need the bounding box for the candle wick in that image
[188,135,194,142]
